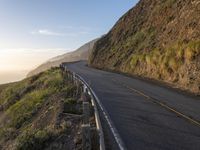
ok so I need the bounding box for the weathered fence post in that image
[83,85,87,93]
[82,124,91,150]
[83,102,90,124]
[69,72,102,150]
[76,80,82,98]
[71,73,73,83]
[91,127,100,150]
[66,71,69,80]
[80,83,84,94]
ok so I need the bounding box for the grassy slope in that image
[89,0,200,94]
[0,68,82,150]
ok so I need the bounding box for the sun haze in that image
[0,0,137,84]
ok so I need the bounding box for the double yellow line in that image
[112,79,200,128]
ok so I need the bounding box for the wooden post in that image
[82,124,91,150]
[72,73,75,84]
[76,81,81,98]
[69,73,72,82]
[69,72,71,82]
[71,73,74,83]
[83,85,87,93]
[66,71,69,82]
[80,84,83,94]
[75,77,79,98]
[83,102,90,124]
[91,127,100,150]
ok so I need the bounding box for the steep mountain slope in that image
[0,68,83,150]
[89,0,200,94]
[27,38,98,77]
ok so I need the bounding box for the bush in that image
[145,55,151,65]
[16,129,53,150]
[184,48,194,61]
[168,58,178,71]
[0,127,16,141]
[6,89,51,128]
[63,98,81,114]
[64,98,77,105]
[130,55,139,67]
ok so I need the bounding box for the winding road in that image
[66,61,200,150]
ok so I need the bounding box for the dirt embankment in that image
[89,0,200,95]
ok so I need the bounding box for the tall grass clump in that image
[16,128,54,150]
[129,40,200,78]
[6,89,51,128]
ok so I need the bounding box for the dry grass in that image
[0,68,81,150]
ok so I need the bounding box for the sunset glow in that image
[0,0,136,84]
[0,49,67,71]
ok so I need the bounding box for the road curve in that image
[66,61,200,150]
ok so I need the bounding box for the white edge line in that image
[75,75,105,150]
[76,73,127,150]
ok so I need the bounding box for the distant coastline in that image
[0,70,28,85]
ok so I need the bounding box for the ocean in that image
[0,70,28,84]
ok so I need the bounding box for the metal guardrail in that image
[74,73,105,150]
[61,64,105,150]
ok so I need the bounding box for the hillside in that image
[89,0,200,94]
[0,68,83,150]
[27,38,98,77]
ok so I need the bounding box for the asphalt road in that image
[66,61,200,150]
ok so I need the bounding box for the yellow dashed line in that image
[112,79,200,128]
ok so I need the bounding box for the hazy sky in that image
[0,0,138,83]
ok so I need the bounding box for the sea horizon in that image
[0,70,29,85]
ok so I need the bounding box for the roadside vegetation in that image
[89,0,200,94]
[129,41,200,72]
[127,40,200,94]
[0,68,83,150]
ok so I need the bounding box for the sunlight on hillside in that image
[0,49,67,84]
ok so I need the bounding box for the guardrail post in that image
[66,71,68,79]
[69,72,72,82]
[91,127,100,150]
[83,102,90,124]
[76,81,82,98]
[83,85,87,93]
[63,70,104,150]
[80,83,84,94]
[72,73,75,83]
[70,73,73,83]
[68,71,70,80]
[82,124,91,150]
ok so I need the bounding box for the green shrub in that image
[130,55,139,67]
[168,58,178,71]
[63,98,81,114]
[64,98,77,105]
[6,89,51,128]
[0,67,79,149]
[0,80,29,106]
[145,55,151,65]
[184,48,194,61]
[185,41,200,61]
[176,47,184,60]
[188,41,200,54]
[0,127,16,140]
[16,129,53,150]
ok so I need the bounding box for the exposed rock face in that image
[89,0,200,94]
[27,38,98,77]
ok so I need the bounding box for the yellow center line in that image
[112,79,200,128]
